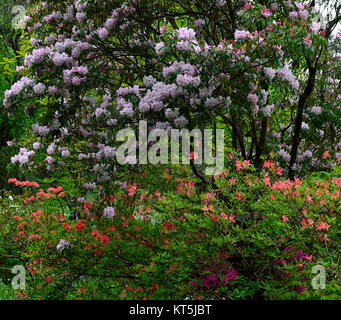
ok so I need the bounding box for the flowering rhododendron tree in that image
[0,0,340,300]
[3,0,340,177]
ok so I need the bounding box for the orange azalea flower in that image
[228,213,236,222]
[316,221,330,231]
[263,176,271,186]
[322,150,330,159]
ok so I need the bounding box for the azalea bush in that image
[1,156,340,300]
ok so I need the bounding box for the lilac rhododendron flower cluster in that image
[2,0,338,185]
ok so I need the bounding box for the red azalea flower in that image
[75,221,85,231]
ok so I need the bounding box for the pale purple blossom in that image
[174,116,188,128]
[304,150,313,158]
[176,40,191,51]
[301,122,309,130]
[95,107,107,118]
[162,61,196,78]
[234,30,248,40]
[262,104,274,117]
[194,19,205,28]
[48,86,59,95]
[32,123,50,136]
[177,27,196,40]
[271,3,279,12]
[83,182,96,190]
[56,239,71,251]
[272,132,281,139]
[61,149,70,157]
[299,10,309,20]
[7,140,15,146]
[215,0,225,7]
[77,197,85,203]
[96,27,109,40]
[264,67,276,80]
[4,77,34,103]
[11,148,35,165]
[47,143,56,155]
[33,83,46,95]
[310,22,321,33]
[16,66,24,73]
[247,93,259,105]
[278,67,299,90]
[51,52,73,66]
[295,1,305,11]
[31,47,51,64]
[76,12,86,23]
[205,97,223,108]
[310,106,322,115]
[33,142,41,150]
[155,42,165,55]
[279,149,291,161]
[176,74,201,87]
[45,156,55,164]
[30,38,38,46]
[103,206,116,218]
[103,146,116,158]
[143,76,157,87]
[289,11,298,19]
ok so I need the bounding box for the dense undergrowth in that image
[1,159,340,300]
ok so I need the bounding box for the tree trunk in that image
[289,65,317,179]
